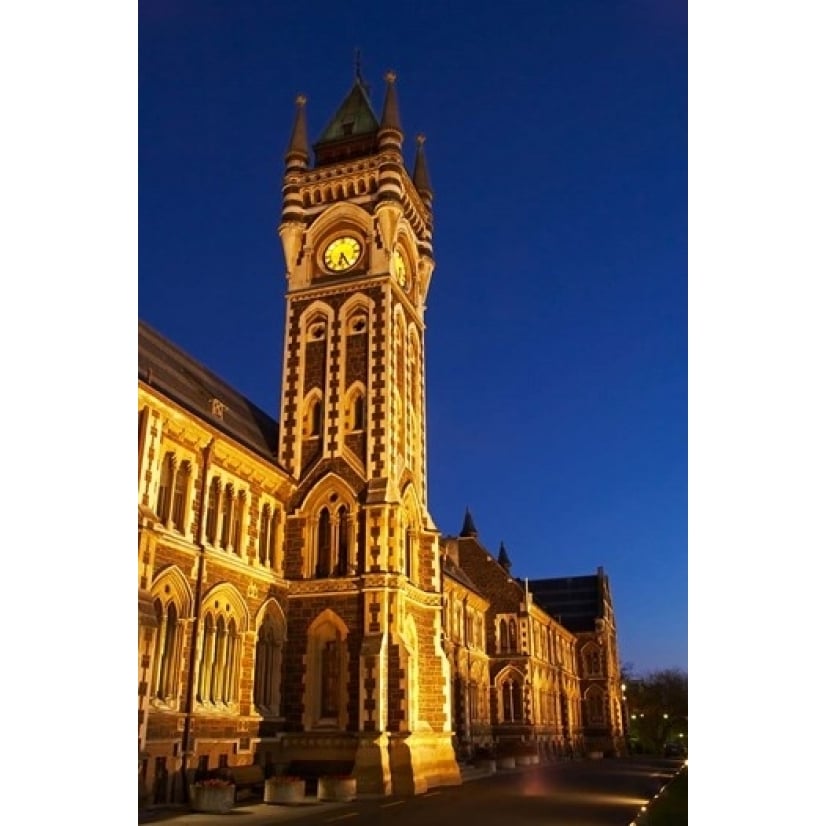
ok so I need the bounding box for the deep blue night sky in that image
[138,0,687,675]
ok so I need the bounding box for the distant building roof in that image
[138,320,280,463]
[530,573,605,633]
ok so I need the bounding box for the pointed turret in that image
[284,94,309,172]
[374,70,405,255]
[413,134,433,204]
[498,541,512,573]
[280,95,310,276]
[459,508,478,538]
[412,132,435,297]
[378,70,403,148]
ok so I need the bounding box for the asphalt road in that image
[282,757,684,826]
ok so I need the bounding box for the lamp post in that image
[620,683,631,756]
[661,713,670,753]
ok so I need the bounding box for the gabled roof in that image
[442,553,485,597]
[138,320,280,463]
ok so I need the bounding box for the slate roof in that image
[442,553,485,597]
[529,574,604,633]
[138,320,280,464]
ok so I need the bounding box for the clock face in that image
[391,247,407,288]
[323,236,362,272]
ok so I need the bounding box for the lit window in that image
[171,461,191,532]
[258,504,280,569]
[196,608,240,707]
[254,613,284,714]
[501,677,523,723]
[316,508,332,577]
[303,395,323,438]
[156,453,174,524]
[151,599,179,702]
[206,478,220,545]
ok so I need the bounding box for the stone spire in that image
[284,94,309,172]
[379,70,403,138]
[459,508,478,538]
[375,70,405,255]
[498,541,512,573]
[413,134,433,204]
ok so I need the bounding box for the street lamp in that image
[620,683,630,756]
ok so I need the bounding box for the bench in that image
[219,764,266,800]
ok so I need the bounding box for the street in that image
[142,757,685,826]
[312,757,684,826]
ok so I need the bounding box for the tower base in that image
[387,731,461,796]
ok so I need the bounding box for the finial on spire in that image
[355,48,364,84]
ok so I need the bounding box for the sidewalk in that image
[139,798,348,825]
[139,763,494,824]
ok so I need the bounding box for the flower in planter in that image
[193,778,234,789]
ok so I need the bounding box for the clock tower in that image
[276,71,460,795]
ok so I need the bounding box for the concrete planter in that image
[515,755,533,767]
[317,776,357,802]
[189,784,235,813]
[475,758,497,774]
[587,751,604,760]
[496,756,516,770]
[264,777,306,804]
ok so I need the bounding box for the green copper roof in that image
[316,80,380,145]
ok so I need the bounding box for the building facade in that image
[138,71,625,806]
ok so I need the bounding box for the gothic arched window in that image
[151,599,179,703]
[336,505,349,574]
[206,478,220,545]
[254,613,284,714]
[501,676,524,723]
[156,453,174,524]
[196,608,241,707]
[316,508,332,577]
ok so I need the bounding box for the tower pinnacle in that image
[413,134,433,203]
[460,508,478,538]
[284,94,309,171]
[379,70,403,136]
